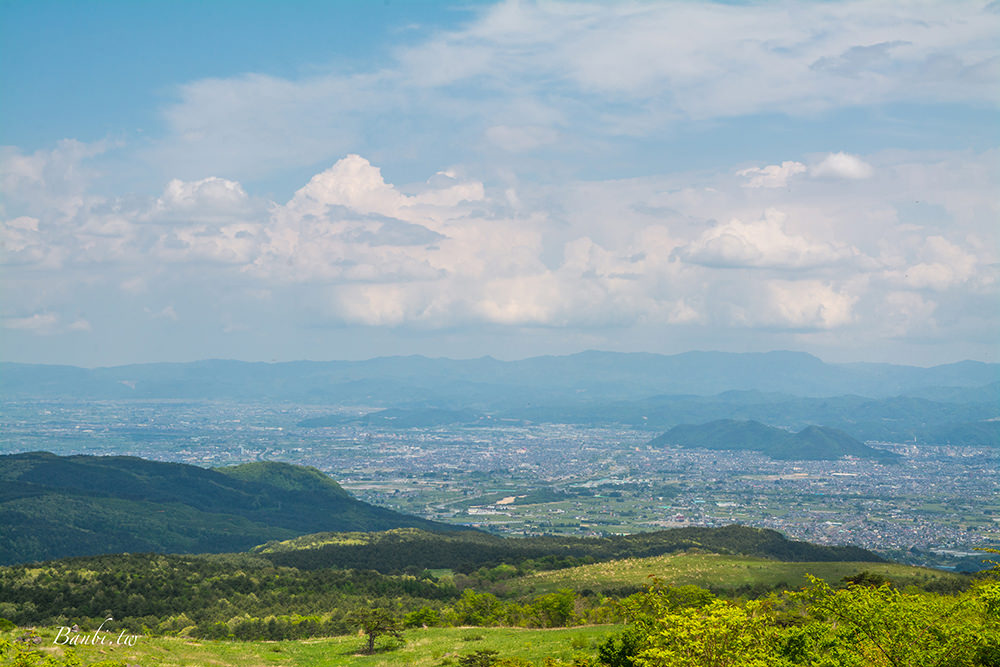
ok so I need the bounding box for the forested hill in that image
[251,525,884,573]
[648,420,901,462]
[0,452,464,565]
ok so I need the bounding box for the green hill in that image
[253,524,884,573]
[649,420,900,461]
[918,419,1000,446]
[512,551,965,597]
[0,452,462,565]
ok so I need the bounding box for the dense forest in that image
[1,564,996,666]
[253,525,883,573]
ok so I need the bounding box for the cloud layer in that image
[3,146,996,357]
[1,0,997,365]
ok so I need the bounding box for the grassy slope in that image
[510,552,967,596]
[5,626,617,667]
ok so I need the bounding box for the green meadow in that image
[512,552,967,595]
[3,625,617,667]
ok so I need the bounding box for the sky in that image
[1,0,998,368]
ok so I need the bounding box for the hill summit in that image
[649,420,900,462]
[0,452,463,565]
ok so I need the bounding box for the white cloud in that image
[2,148,995,360]
[751,280,858,330]
[155,177,250,217]
[879,291,938,337]
[2,312,60,334]
[147,1,1000,179]
[146,305,179,321]
[883,235,979,291]
[678,209,856,270]
[811,152,875,180]
[738,162,807,188]
[0,140,108,226]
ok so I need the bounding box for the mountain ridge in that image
[0,452,466,565]
[2,350,997,402]
[649,420,901,461]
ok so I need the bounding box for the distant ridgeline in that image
[0,452,463,565]
[2,352,998,445]
[649,420,902,462]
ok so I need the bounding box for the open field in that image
[3,625,618,667]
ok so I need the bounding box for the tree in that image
[529,589,577,628]
[348,607,403,655]
[459,649,501,667]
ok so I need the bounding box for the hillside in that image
[252,524,884,573]
[649,420,901,461]
[0,452,462,565]
[511,551,964,597]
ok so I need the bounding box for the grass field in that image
[4,625,619,667]
[511,552,967,595]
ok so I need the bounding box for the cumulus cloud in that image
[738,162,807,188]
[0,140,106,221]
[154,177,251,220]
[810,152,875,180]
[2,148,995,358]
[883,235,979,291]
[759,280,858,330]
[678,209,855,270]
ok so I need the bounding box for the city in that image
[4,398,996,571]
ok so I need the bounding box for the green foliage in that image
[602,576,1000,667]
[794,575,1000,667]
[0,452,455,565]
[404,606,443,628]
[528,590,578,628]
[261,524,883,574]
[347,607,403,655]
[0,552,455,639]
[597,626,644,667]
[458,648,501,666]
[0,631,126,667]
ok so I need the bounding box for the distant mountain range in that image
[294,386,999,446]
[0,452,463,565]
[2,350,997,402]
[648,420,901,462]
[3,352,996,446]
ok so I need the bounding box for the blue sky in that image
[1,0,998,367]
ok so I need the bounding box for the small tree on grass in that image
[459,648,500,667]
[349,607,403,655]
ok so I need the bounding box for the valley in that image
[3,397,997,571]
